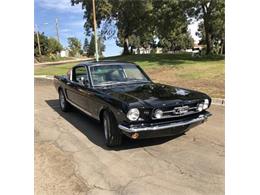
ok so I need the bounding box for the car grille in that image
[151,100,203,120]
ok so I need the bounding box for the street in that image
[35,78,224,195]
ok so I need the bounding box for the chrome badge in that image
[173,106,189,115]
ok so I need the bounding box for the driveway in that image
[35,78,225,195]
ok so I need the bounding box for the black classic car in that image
[54,61,212,146]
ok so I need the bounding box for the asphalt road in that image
[35,78,225,195]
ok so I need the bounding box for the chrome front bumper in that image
[118,112,212,133]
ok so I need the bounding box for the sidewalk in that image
[34,58,94,66]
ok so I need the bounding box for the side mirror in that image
[79,76,89,87]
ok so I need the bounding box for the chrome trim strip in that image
[87,65,94,88]
[162,106,197,113]
[118,113,211,133]
[66,98,97,119]
[152,110,201,120]
[151,105,201,120]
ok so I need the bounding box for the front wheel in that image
[59,89,70,112]
[103,110,122,147]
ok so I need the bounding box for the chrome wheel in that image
[103,116,109,140]
[59,91,65,109]
[103,111,122,147]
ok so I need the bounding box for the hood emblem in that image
[173,88,190,96]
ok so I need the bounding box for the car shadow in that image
[45,99,184,151]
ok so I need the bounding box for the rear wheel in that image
[103,110,122,147]
[59,89,70,112]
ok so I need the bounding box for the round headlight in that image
[197,103,204,112]
[154,109,163,119]
[203,99,209,109]
[127,108,140,121]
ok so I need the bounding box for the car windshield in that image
[89,64,150,86]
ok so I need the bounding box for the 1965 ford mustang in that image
[54,61,212,147]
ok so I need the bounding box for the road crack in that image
[142,147,186,176]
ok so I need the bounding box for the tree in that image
[34,32,64,57]
[176,32,194,50]
[127,35,141,54]
[186,0,225,54]
[88,34,105,57]
[83,37,89,53]
[47,37,63,55]
[71,0,154,55]
[152,0,194,52]
[98,36,106,56]
[88,35,95,57]
[71,0,195,54]
[67,37,82,57]
[113,1,154,54]
[71,0,224,55]
[34,32,48,56]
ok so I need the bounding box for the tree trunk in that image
[202,4,212,55]
[220,39,225,55]
[205,28,212,55]
[123,36,129,55]
[130,46,134,54]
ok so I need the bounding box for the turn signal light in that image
[131,133,139,139]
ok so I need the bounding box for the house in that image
[60,50,69,57]
[155,47,162,54]
[193,43,205,51]
[133,46,162,54]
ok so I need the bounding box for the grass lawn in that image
[34,53,224,98]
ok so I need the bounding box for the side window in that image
[107,69,124,81]
[73,66,88,82]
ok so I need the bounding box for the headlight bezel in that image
[203,99,209,109]
[197,99,210,112]
[197,103,204,112]
[154,109,163,119]
[127,108,140,121]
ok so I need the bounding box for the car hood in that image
[100,82,210,108]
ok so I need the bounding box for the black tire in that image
[59,89,70,112]
[103,110,122,147]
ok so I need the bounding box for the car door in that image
[66,66,93,116]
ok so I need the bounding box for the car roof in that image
[75,60,137,67]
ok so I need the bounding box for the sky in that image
[34,0,200,57]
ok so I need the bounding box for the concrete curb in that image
[34,75,225,106]
[211,98,225,106]
[34,58,93,66]
[34,75,54,80]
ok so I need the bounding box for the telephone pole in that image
[35,24,42,56]
[92,0,99,61]
[55,18,60,44]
